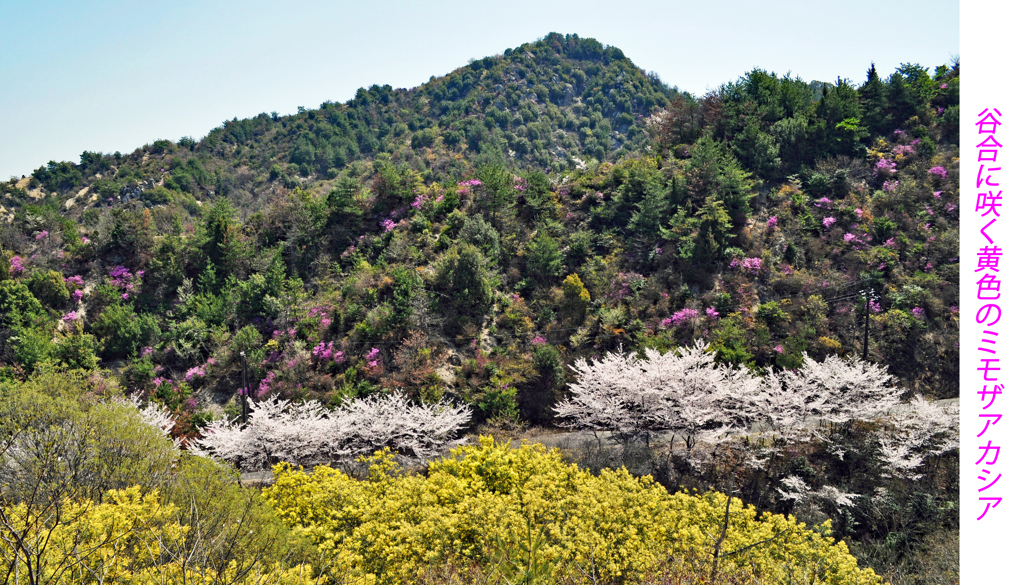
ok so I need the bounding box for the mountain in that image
[6,33,675,218]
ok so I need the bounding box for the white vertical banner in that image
[962,3,1019,581]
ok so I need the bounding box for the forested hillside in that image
[1,33,959,584]
[8,32,670,213]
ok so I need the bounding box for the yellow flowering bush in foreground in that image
[0,486,322,585]
[264,438,883,585]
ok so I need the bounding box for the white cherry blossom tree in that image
[125,393,176,436]
[875,395,959,480]
[555,342,912,450]
[196,393,472,471]
[755,353,903,444]
[553,340,761,448]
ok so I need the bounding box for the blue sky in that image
[1,0,958,179]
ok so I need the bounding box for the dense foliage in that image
[0,369,322,584]
[265,438,883,585]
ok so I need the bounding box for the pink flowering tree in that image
[312,341,345,364]
[874,158,896,177]
[740,257,762,273]
[9,255,25,276]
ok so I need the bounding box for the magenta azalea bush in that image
[109,266,144,298]
[741,257,762,272]
[661,308,699,328]
[313,341,345,363]
[9,255,25,275]
[875,158,897,175]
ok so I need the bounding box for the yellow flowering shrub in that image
[264,438,883,585]
[0,486,334,585]
[561,273,591,323]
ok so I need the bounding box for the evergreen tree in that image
[201,198,240,288]
[694,196,733,261]
[813,79,864,156]
[526,232,564,282]
[860,63,891,135]
[627,182,669,253]
[886,72,918,130]
[434,243,494,323]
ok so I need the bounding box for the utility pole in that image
[860,290,878,361]
[240,350,248,424]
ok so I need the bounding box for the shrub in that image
[27,270,70,308]
[51,326,100,370]
[526,232,564,281]
[7,326,53,371]
[560,273,591,324]
[756,300,788,329]
[0,371,323,584]
[265,438,883,585]
[91,303,160,360]
[0,281,43,328]
[434,243,494,325]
